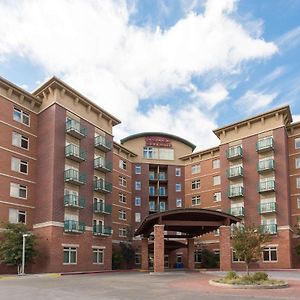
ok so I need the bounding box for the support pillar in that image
[154,224,164,273]
[187,238,195,270]
[141,236,149,271]
[219,226,232,271]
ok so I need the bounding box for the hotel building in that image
[0,76,299,273]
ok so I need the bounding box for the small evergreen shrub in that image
[225,271,238,280]
[252,272,268,281]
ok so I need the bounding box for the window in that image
[159,186,166,196]
[175,183,181,192]
[232,250,244,262]
[135,212,141,222]
[213,229,220,236]
[297,198,300,209]
[119,228,127,237]
[135,253,141,264]
[191,180,200,190]
[213,175,221,186]
[10,183,27,199]
[119,159,127,170]
[175,168,181,176]
[9,209,26,224]
[118,210,126,220]
[135,181,141,190]
[194,250,202,263]
[119,193,126,204]
[297,178,300,189]
[135,165,141,174]
[263,247,277,262]
[213,192,221,202]
[119,176,127,187]
[191,195,201,206]
[93,248,104,264]
[159,202,166,212]
[135,197,141,206]
[143,147,174,160]
[13,107,30,126]
[212,159,220,169]
[12,132,29,150]
[64,247,77,264]
[295,138,300,149]
[149,186,156,196]
[191,164,201,174]
[176,198,182,207]
[11,157,28,174]
[296,158,300,169]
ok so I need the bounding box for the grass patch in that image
[215,271,286,286]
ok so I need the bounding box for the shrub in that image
[252,272,268,281]
[201,249,219,268]
[225,271,238,280]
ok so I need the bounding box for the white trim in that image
[112,203,132,210]
[62,243,79,247]
[112,186,132,194]
[0,172,36,184]
[33,221,64,229]
[0,120,37,137]
[197,240,219,244]
[277,225,293,231]
[0,146,36,161]
[186,187,221,196]
[112,221,131,226]
[0,93,38,114]
[92,245,106,249]
[0,200,34,209]
[185,171,221,181]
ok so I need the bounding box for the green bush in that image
[225,271,238,280]
[201,249,219,268]
[252,272,268,281]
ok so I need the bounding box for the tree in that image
[232,225,271,275]
[0,223,38,274]
[112,242,136,269]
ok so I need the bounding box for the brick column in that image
[141,237,149,271]
[187,238,195,270]
[219,226,232,271]
[154,224,164,273]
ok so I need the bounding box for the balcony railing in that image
[226,146,243,160]
[94,135,112,152]
[64,194,85,208]
[64,169,86,185]
[259,202,276,214]
[93,179,112,193]
[93,225,112,236]
[257,180,275,193]
[149,173,167,181]
[260,224,277,234]
[228,207,245,217]
[93,202,112,214]
[227,166,243,179]
[228,186,244,198]
[257,159,275,173]
[94,157,112,173]
[256,137,274,153]
[64,220,85,233]
[65,144,87,162]
[65,119,87,139]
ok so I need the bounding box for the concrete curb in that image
[0,273,61,280]
[209,279,289,289]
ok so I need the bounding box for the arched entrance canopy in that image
[135,208,241,238]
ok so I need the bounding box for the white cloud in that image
[277,26,300,52]
[238,90,278,113]
[293,115,300,123]
[0,0,277,149]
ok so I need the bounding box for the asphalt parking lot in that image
[0,270,300,300]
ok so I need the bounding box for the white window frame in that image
[191,180,200,190]
[119,227,127,238]
[135,197,141,206]
[63,247,77,265]
[213,192,221,202]
[213,175,221,186]
[12,132,29,150]
[175,183,181,192]
[92,248,104,264]
[191,195,201,206]
[135,212,141,223]
[119,159,127,170]
[191,164,201,174]
[175,168,181,176]
[10,183,28,199]
[135,181,141,190]
[212,159,220,169]
[9,208,26,224]
[295,138,300,149]
[263,246,278,262]
[119,176,127,187]
[135,165,141,174]
[118,210,127,220]
[119,193,126,204]
[297,198,300,209]
[296,157,300,169]
[13,107,30,126]
[176,198,182,207]
[11,157,28,174]
[297,177,300,189]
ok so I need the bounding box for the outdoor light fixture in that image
[20,233,31,276]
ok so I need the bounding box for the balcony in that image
[94,135,112,152]
[259,202,276,214]
[226,146,243,161]
[64,220,85,233]
[257,159,275,173]
[64,169,86,185]
[93,225,112,236]
[93,179,112,193]
[256,137,274,153]
[64,194,85,208]
[65,144,87,162]
[149,205,158,213]
[65,119,87,139]
[93,202,112,214]
[149,173,167,181]
[228,206,245,217]
[257,180,275,193]
[227,166,243,179]
[260,224,277,235]
[94,157,112,173]
[228,186,244,198]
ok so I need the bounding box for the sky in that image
[0,0,299,150]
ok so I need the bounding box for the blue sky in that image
[0,0,299,149]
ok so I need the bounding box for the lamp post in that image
[21,233,30,275]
